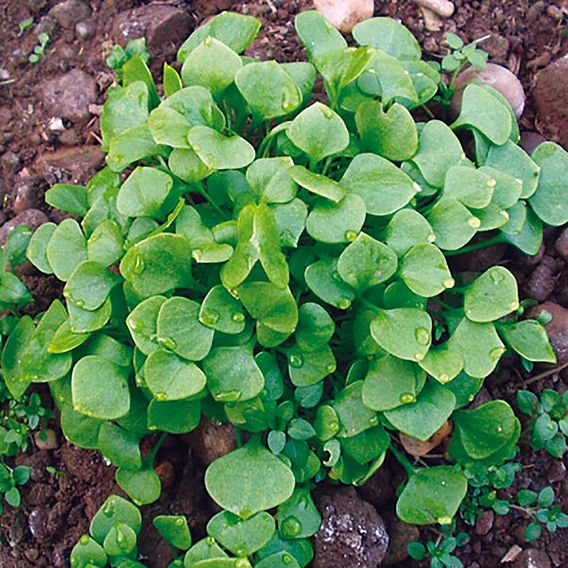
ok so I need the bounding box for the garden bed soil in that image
[0,1,567,567]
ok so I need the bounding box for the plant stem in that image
[444,235,504,257]
[148,432,167,464]
[389,444,416,476]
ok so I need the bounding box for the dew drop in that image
[289,354,303,368]
[338,297,351,310]
[332,270,342,282]
[415,327,430,346]
[326,363,336,373]
[330,421,339,431]
[282,554,293,565]
[438,373,450,383]
[444,277,455,289]
[486,178,497,188]
[369,415,379,426]
[490,347,505,361]
[496,425,503,433]
[438,516,452,525]
[74,299,85,309]
[206,536,216,545]
[500,210,510,220]
[158,336,177,350]
[175,518,184,526]
[414,352,425,361]
[216,390,242,402]
[80,534,90,545]
[103,503,114,517]
[232,312,245,323]
[467,216,481,229]
[413,181,422,193]
[400,393,415,404]
[205,36,213,47]
[427,233,436,243]
[281,90,296,113]
[322,106,334,120]
[344,230,358,241]
[509,301,519,311]
[200,308,220,326]
[155,392,168,401]
[280,516,302,538]
[133,256,145,274]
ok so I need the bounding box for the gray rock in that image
[27,509,50,542]
[383,514,420,565]
[474,510,495,536]
[11,176,47,214]
[0,209,48,245]
[512,549,551,568]
[75,19,97,40]
[314,487,389,568]
[555,226,568,261]
[534,55,568,148]
[49,0,92,30]
[547,460,567,484]
[42,69,97,122]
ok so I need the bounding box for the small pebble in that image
[474,510,495,536]
[512,549,551,568]
[313,0,374,33]
[547,460,567,484]
[75,19,97,40]
[34,429,59,451]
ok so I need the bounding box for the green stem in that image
[389,444,416,476]
[195,182,228,219]
[147,432,167,465]
[444,235,505,257]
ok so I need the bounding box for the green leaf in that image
[117,167,173,219]
[238,282,298,335]
[116,467,161,506]
[162,86,225,130]
[486,140,540,199]
[444,165,496,209]
[71,535,108,568]
[304,258,357,310]
[101,81,149,148]
[68,297,112,334]
[287,419,316,441]
[411,120,464,188]
[154,515,192,550]
[49,319,88,353]
[205,444,295,519]
[60,403,103,449]
[306,193,366,244]
[337,233,397,290]
[277,488,321,539]
[144,349,206,401]
[501,320,556,363]
[1,315,35,398]
[452,401,519,460]
[501,202,543,255]
[525,521,542,542]
[148,106,191,148]
[294,10,347,62]
[87,220,124,267]
[147,399,201,434]
[98,422,141,470]
[120,234,192,298]
[287,102,349,163]
[399,243,454,297]
[256,552,301,568]
[418,346,464,384]
[529,142,568,226]
[72,355,130,420]
[362,355,425,411]
[188,126,255,170]
[371,307,432,362]
[386,209,436,257]
[289,166,345,203]
[333,381,377,438]
[428,198,479,251]
[352,17,421,61]
[396,466,467,525]
[452,84,512,145]
[123,54,159,107]
[384,380,456,441]
[164,63,183,97]
[207,510,275,555]
[236,61,302,119]
[46,219,88,281]
[45,184,88,216]
[296,303,334,352]
[287,344,336,388]
[341,425,390,464]
[203,346,265,402]
[272,199,308,248]
[464,267,519,322]
[448,319,505,378]
[181,37,242,97]
[26,222,57,274]
[126,295,165,355]
[356,100,418,162]
[64,261,121,311]
[178,12,261,61]
[341,153,417,216]
[157,296,214,360]
[20,300,72,383]
[247,158,297,204]
[199,285,246,335]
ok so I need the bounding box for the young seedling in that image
[408,522,469,568]
[516,486,568,542]
[18,17,34,36]
[29,32,50,64]
[106,38,151,85]
[0,463,31,514]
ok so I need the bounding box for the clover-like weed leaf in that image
[384,380,456,441]
[501,320,556,363]
[448,319,505,378]
[205,444,295,519]
[288,102,349,164]
[46,219,88,281]
[116,467,161,506]
[71,535,108,567]
[207,510,275,556]
[529,142,568,226]
[295,10,347,63]
[396,466,467,525]
[45,183,88,217]
[72,355,130,420]
[428,198,479,251]
[277,488,321,539]
[418,346,464,385]
[90,494,142,543]
[452,83,512,145]
[371,307,432,362]
[98,422,142,470]
[247,157,297,204]
[154,515,192,550]
[356,100,418,162]
[385,209,435,257]
[464,266,519,323]
[305,258,356,310]
[147,399,201,434]
[288,344,336,388]
[341,153,417,216]
[362,355,425,411]
[296,303,334,352]
[289,166,346,203]
[64,261,121,312]
[352,17,421,61]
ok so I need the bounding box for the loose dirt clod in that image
[313,0,374,33]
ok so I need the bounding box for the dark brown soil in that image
[0,1,567,567]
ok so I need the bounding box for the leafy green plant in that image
[18,17,34,36]
[29,32,50,64]
[517,389,568,458]
[106,38,151,85]
[0,462,30,514]
[516,486,568,541]
[408,522,469,568]
[2,9,568,564]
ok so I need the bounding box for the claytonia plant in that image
[2,9,568,565]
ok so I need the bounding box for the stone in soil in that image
[41,69,97,123]
[49,0,92,29]
[512,549,552,568]
[382,513,420,565]
[451,63,526,119]
[35,145,105,182]
[520,131,547,155]
[313,486,389,568]
[474,510,495,536]
[534,55,568,149]
[528,302,568,365]
[555,226,568,261]
[524,256,559,302]
[33,429,59,450]
[186,416,237,466]
[357,463,394,508]
[313,0,374,33]
[0,209,48,245]
[11,176,47,214]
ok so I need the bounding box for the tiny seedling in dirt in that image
[516,486,568,542]
[2,8,568,566]
[106,38,151,85]
[0,463,30,514]
[408,522,469,568]
[517,389,568,458]
[28,32,50,64]
[18,17,34,36]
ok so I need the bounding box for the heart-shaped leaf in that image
[304,258,356,310]
[289,166,346,203]
[501,320,556,363]
[386,209,436,256]
[428,198,479,251]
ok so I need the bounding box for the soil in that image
[0,1,567,567]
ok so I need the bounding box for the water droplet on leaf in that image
[200,308,220,325]
[344,230,358,241]
[400,393,415,404]
[467,216,481,229]
[338,297,351,310]
[231,312,245,323]
[415,327,430,345]
[289,354,303,368]
[280,516,302,538]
